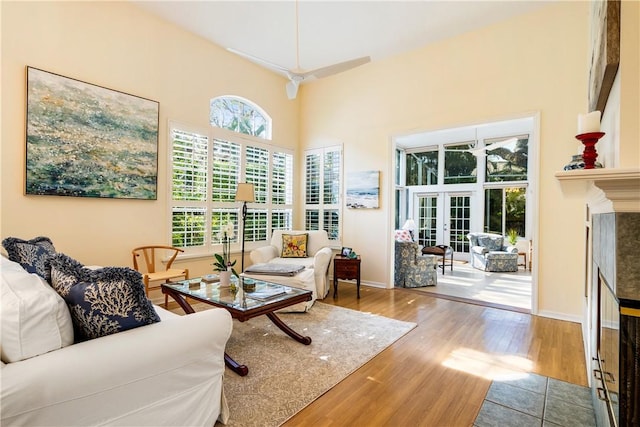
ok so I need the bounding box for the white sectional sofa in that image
[0,255,233,426]
[246,230,333,311]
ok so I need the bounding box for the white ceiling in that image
[133,1,552,75]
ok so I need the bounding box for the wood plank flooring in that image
[152,282,587,427]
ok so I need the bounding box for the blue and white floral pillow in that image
[49,253,160,342]
[2,236,56,282]
[478,235,503,251]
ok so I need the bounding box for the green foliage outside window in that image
[486,138,528,182]
[210,97,268,138]
[406,151,438,185]
[444,144,477,184]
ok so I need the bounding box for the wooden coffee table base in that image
[162,284,312,376]
[266,312,312,345]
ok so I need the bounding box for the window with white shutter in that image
[168,96,293,255]
[304,146,342,241]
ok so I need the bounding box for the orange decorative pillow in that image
[281,234,308,258]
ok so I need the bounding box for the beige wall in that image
[299,1,638,321]
[619,0,640,166]
[0,1,298,276]
[2,2,637,321]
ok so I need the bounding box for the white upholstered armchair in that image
[247,230,333,310]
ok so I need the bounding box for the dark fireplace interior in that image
[595,272,620,426]
[591,212,640,427]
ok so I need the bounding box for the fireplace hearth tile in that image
[546,378,593,409]
[474,400,541,427]
[544,397,596,427]
[501,372,548,394]
[474,375,596,426]
[486,381,545,417]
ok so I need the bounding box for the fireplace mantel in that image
[555,167,640,214]
[576,168,640,427]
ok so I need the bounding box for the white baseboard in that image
[360,281,386,289]
[536,310,583,324]
[330,277,387,289]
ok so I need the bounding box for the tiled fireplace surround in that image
[557,168,640,427]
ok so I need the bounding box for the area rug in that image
[217,302,416,427]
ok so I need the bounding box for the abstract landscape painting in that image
[25,67,159,199]
[346,170,379,209]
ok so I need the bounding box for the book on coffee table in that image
[247,284,287,301]
[201,274,220,283]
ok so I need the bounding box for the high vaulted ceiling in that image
[133,1,552,77]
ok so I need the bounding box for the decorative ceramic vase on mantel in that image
[563,154,602,171]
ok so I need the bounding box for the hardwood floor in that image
[152,282,587,427]
[285,285,587,426]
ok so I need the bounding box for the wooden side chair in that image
[132,245,189,307]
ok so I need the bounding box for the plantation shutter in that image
[172,129,208,201]
[303,147,342,241]
[171,129,209,248]
[212,138,240,202]
[245,145,269,203]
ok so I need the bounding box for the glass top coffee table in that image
[162,276,313,376]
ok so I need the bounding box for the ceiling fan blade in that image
[303,56,371,79]
[285,80,299,100]
[227,47,290,76]
[486,137,518,151]
[467,137,518,156]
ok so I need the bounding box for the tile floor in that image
[474,373,596,427]
[414,262,533,311]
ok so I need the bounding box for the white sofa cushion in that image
[1,257,74,363]
[1,306,232,426]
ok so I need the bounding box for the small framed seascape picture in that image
[346,170,380,209]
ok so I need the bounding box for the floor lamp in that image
[235,183,255,272]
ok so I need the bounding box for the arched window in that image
[210,96,271,139]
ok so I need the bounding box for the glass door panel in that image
[446,194,471,253]
[416,195,438,247]
[484,187,526,236]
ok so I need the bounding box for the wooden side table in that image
[333,254,361,299]
[421,245,453,274]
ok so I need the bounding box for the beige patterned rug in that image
[216,302,416,427]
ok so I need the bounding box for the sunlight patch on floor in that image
[442,347,533,381]
[417,263,533,310]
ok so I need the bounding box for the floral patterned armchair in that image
[466,232,519,272]
[394,241,437,288]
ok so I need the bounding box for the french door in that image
[446,193,471,253]
[415,192,471,255]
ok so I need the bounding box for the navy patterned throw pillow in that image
[49,253,160,342]
[2,236,56,282]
